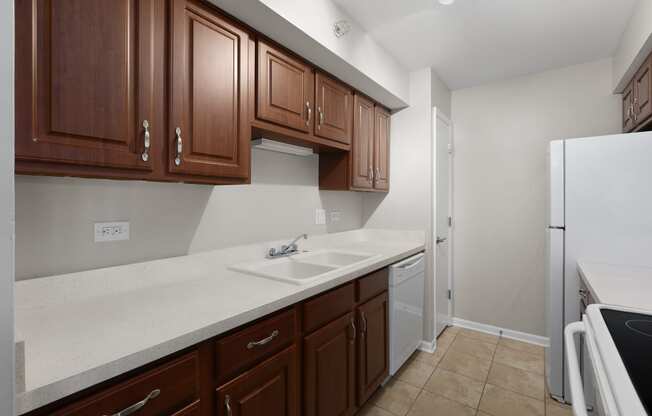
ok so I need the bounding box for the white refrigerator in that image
[546,132,652,405]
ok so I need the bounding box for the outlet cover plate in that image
[94,222,130,242]
[315,209,326,225]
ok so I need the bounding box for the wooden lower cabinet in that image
[357,292,389,405]
[216,346,298,416]
[303,312,357,416]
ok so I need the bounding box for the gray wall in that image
[16,149,363,280]
[451,58,621,336]
[1,0,15,413]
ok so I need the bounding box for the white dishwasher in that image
[389,252,425,375]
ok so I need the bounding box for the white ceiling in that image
[332,0,638,90]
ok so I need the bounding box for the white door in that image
[434,110,453,337]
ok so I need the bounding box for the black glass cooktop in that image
[601,308,652,414]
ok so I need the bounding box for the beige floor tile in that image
[457,328,499,344]
[479,384,545,416]
[499,337,545,357]
[487,362,544,400]
[445,325,461,335]
[546,398,574,416]
[371,379,421,416]
[358,403,396,416]
[493,345,544,375]
[423,367,485,408]
[438,349,491,382]
[413,347,446,367]
[437,330,457,349]
[395,357,436,388]
[407,391,475,416]
[449,335,497,361]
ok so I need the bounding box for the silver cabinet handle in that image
[368,167,374,182]
[318,107,324,127]
[375,167,380,181]
[361,312,367,334]
[634,97,639,122]
[104,389,160,416]
[141,120,151,162]
[306,101,312,126]
[174,127,182,166]
[247,330,279,349]
[350,317,356,340]
[225,395,233,416]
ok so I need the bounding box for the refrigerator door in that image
[546,227,565,399]
[548,140,565,228]
[563,131,652,401]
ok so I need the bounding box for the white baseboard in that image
[417,339,436,353]
[451,317,549,347]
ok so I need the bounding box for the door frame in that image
[432,107,454,336]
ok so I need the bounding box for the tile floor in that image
[360,326,573,416]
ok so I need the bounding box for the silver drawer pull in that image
[225,395,233,416]
[247,330,279,349]
[174,127,182,166]
[141,120,151,162]
[350,317,356,340]
[104,389,160,416]
[306,101,312,126]
[361,311,367,334]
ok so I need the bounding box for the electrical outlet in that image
[94,222,130,242]
[330,211,342,223]
[315,209,326,225]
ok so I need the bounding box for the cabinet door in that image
[634,56,652,126]
[350,95,375,190]
[303,312,356,416]
[15,0,156,171]
[216,346,298,416]
[169,0,250,178]
[623,81,635,132]
[373,106,391,191]
[315,73,353,144]
[357,292,389,405]
[257,40,315,133]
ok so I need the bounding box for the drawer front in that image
[303,283,355,334]
[52,352,200,416]
[216,308,297,382]
[357,268,388,303]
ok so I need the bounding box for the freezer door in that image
[548,140,565,227]
[546,227,565,399]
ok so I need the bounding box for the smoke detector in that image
[333,20,351,38]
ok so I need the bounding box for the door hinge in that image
[447,143,453,155]
[447,290,452,300]
[448,216,452,227]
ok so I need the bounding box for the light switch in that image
[315,209,326,225]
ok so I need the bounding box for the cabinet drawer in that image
[303,283,355,334]
[216,309,297,383]
[357,268,388,303]
[51,351,200,416]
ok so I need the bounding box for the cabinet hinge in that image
[447,143,453,155]
[448,216,452,227]
[447,290,452,300]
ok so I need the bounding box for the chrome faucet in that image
[267,234,308,258]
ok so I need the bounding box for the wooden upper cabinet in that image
[373,106,391,191]
[350,95,375,190]
[314,73,353,144]
[356,292,389,405]
[216,346,298,416]
[257,40,315,133]
[303,312,357,416]
[623,81,635,132]
[168,0,250,179]
[15,0,157,171]
[634,56,652,126]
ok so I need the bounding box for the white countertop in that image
[15,229,425,414]
[577,260,652,311]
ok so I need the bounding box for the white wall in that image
[613,0,652,92]
[363,68,451,342]
[16,150,363,280]
[210,0,409,108]
[1,0,15,413]
[451,59,621,336]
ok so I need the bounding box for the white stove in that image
[565,304,651,416]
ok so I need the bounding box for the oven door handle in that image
[565,321,588,416]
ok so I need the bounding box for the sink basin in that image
[229,250,380,285]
